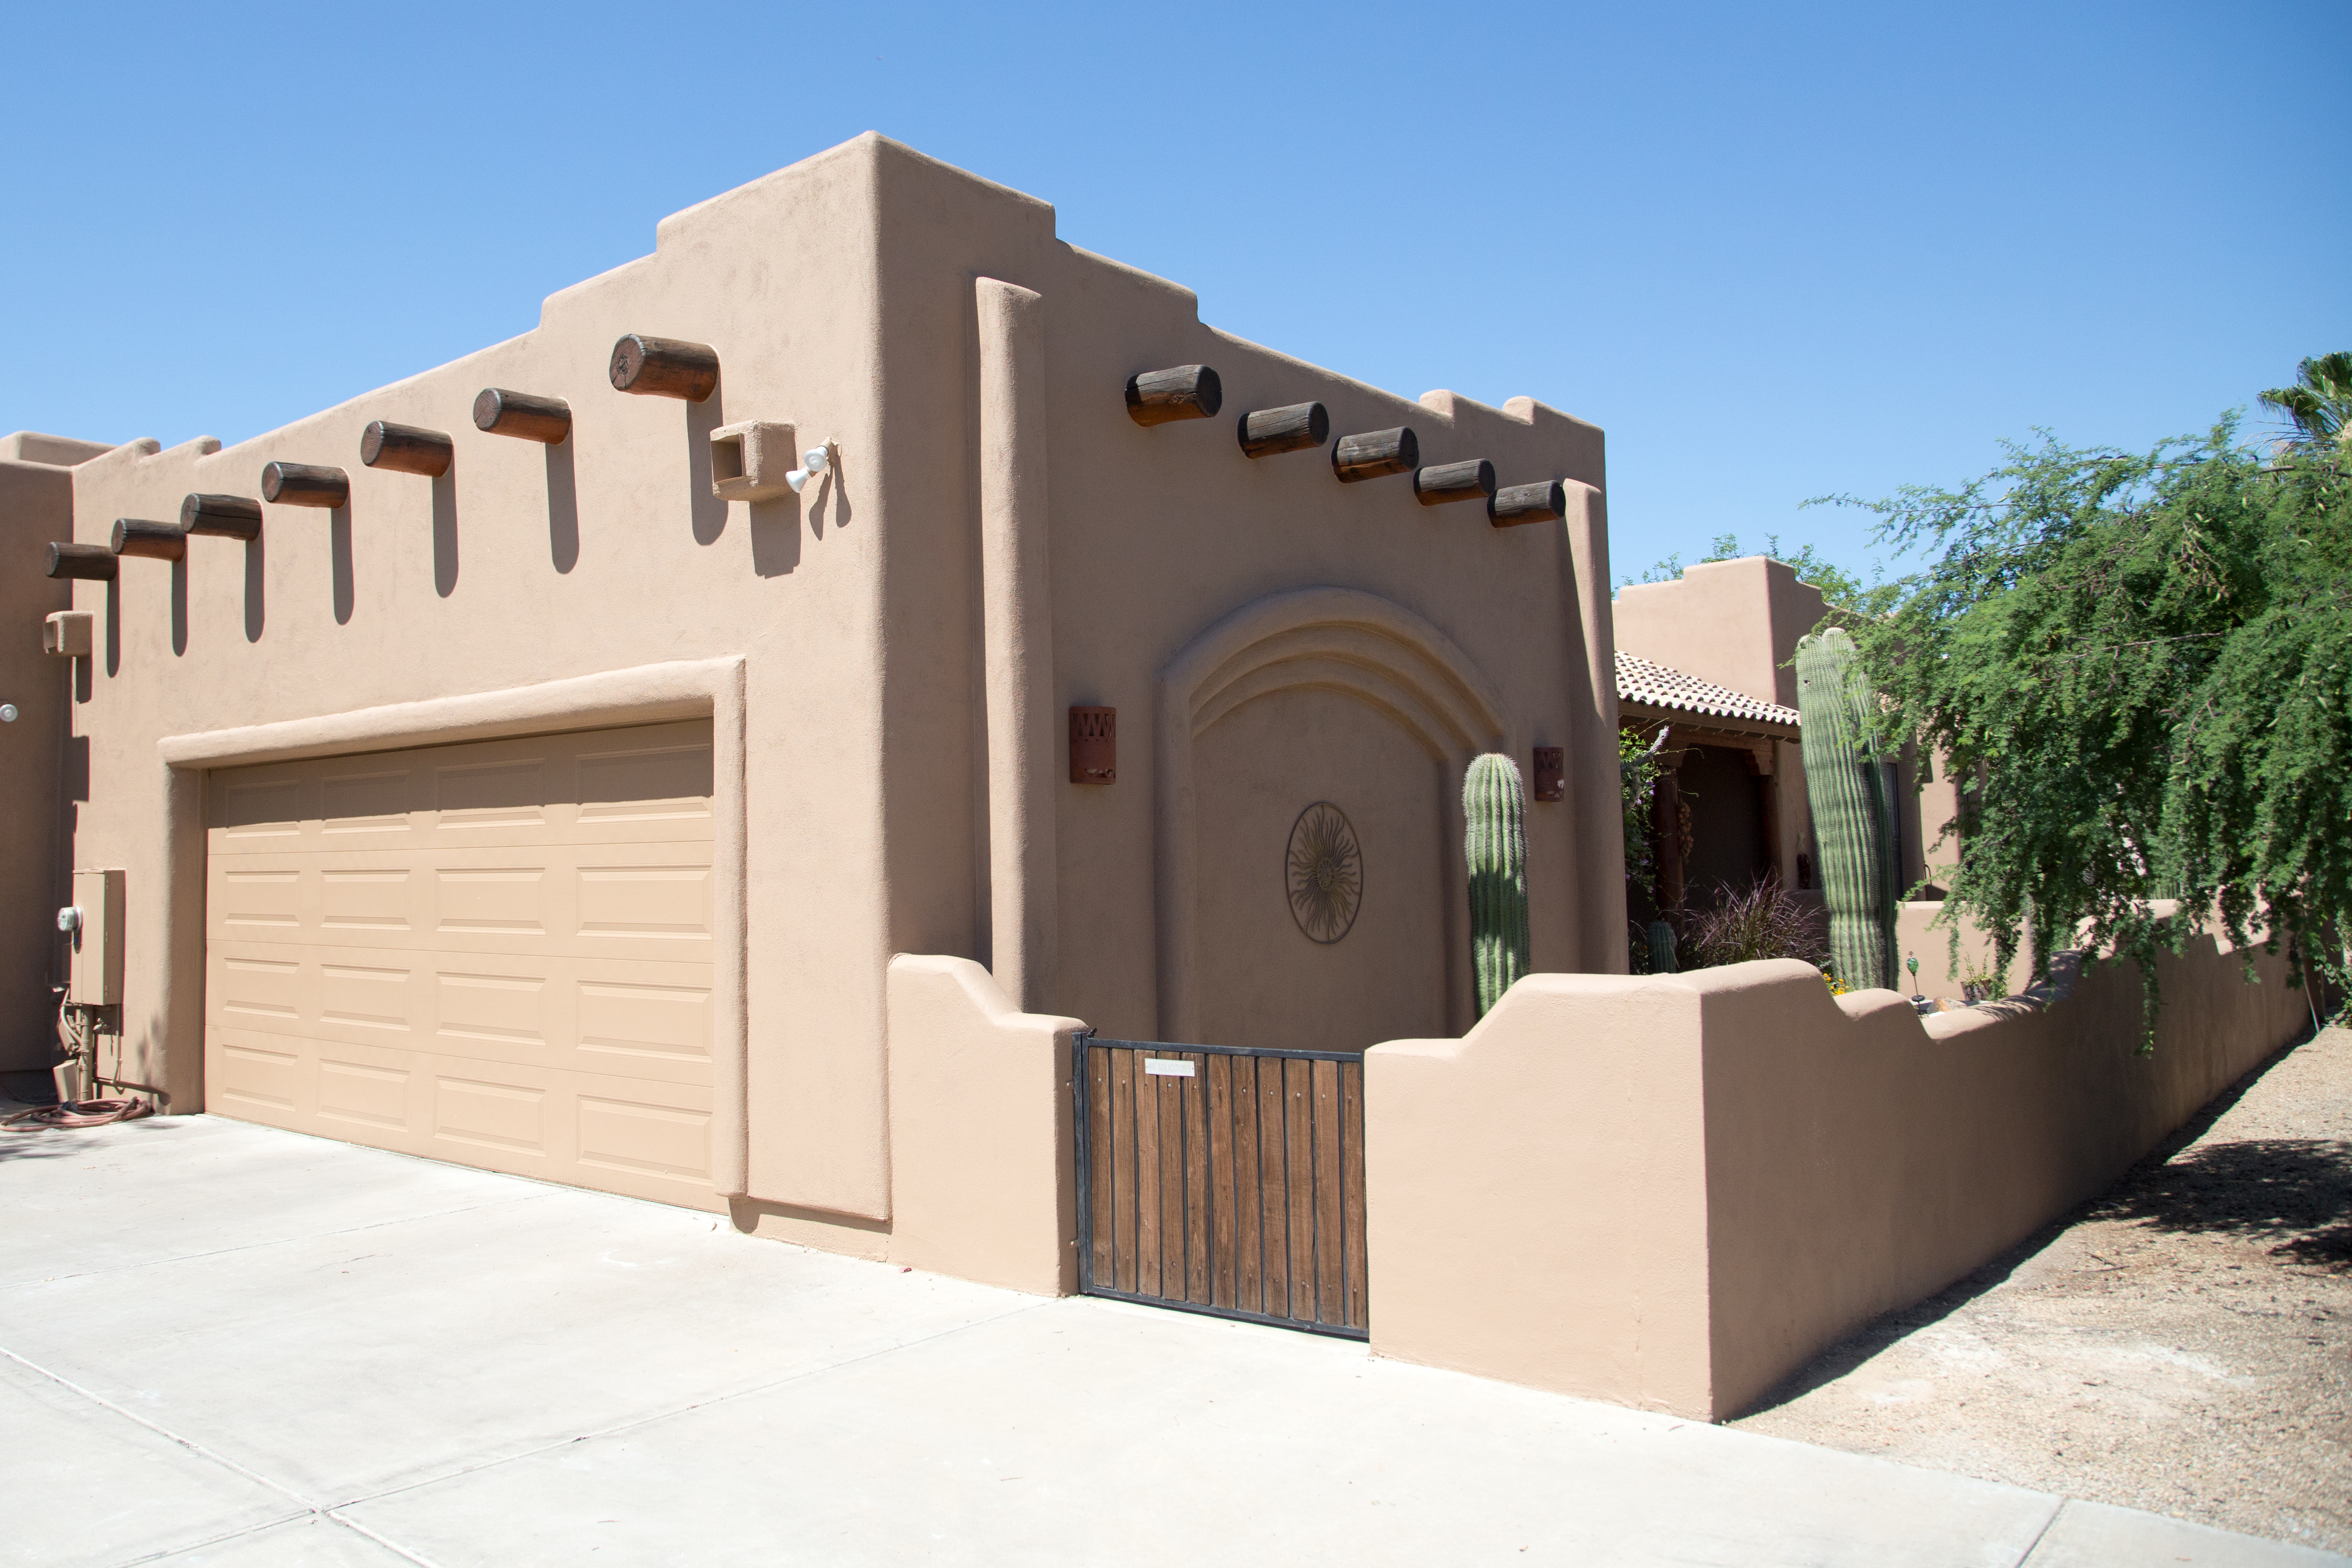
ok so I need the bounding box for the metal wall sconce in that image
[1532,747,1565,802]
[1070,706,1116,784]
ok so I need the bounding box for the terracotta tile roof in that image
[1616,652,1801,730]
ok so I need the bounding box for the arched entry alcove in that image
[1154,588,1509,1047]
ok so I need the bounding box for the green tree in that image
[2259,351,2352,452]
[1824,398,2352,1034]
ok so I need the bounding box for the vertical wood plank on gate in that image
[1312,1059,1344,1326]
[1111,1048,1137,1294]
[1258,1059,1290,1316]
[1340,1059,1369,1330]
[1184,1054,1210,1304]
[1159,1052,1187,1299]
[1232,1056,1263,1314]
[1284,1059,1316,1323]
[1088,1045,1114,1290]
[1134,1053,1161,1297]
[1206,1055,1236,1308]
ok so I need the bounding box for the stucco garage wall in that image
[1366,936,2310,1421]
[63,137,895,1223]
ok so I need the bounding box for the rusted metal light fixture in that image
[1069,706,1116,784]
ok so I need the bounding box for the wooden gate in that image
[1073,1034,1367,1339]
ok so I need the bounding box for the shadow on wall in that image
[749,495,799,576]
[170,558,188,656]
[331,505,356,625]
[688,391,726,545]
[546,442,579,572]
[244,535,265,641]
[432,469,459,597]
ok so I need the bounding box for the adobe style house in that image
[6,134,1624,1253]
[1612,555,1957,934]
[5,143,2312,1421]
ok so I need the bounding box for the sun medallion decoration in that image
[1286,801,1363,944]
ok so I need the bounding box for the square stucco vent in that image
[709,420,796,503]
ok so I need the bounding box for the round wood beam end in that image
[260,461,350,508]
[1414,459,1496,507]
[474,388,573,444]
[361,421,455,477]
[112,518,188,561]
[1490,479,1567,527]
[1332,426,1420,483]
[1237,401,1330,459]
[1125,364,1223,426]
[179,494,264,540]
[609,334,720,401]
[47,542,118,580]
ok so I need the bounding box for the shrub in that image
[1680,876,1831,972]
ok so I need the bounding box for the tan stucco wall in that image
[2,439,97,1071]
[883,954,1081,1294]
[1367,937,2309,1420]
[1613,556,1826,711]
[55,134,1622,1245]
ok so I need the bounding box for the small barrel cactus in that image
[1464,753,1530,1018]
[1796,627,1898,992]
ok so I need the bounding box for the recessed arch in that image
[1155,587,1512,1043]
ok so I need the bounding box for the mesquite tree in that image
[1823,396,2352,1034]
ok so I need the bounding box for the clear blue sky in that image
[6,1,2345,586]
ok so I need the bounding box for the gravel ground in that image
[1734,1020,2352,1554]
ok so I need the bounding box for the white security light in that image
[0,703,15,722]
[785,444,831,495]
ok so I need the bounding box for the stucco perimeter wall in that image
[62,136,900,1219]
[1,450,77,1070]
[1367,941,2308,1421]
[883,954,1081,1295]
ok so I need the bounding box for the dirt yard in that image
[1735,1019,2352,1553]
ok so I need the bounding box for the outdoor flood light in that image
[785,444,831,494]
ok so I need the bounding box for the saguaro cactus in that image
[1464,752,1531,1018]
[1796,627,1899,992]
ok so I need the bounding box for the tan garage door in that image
[204,721,721,1211]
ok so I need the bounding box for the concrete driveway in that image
[3,1113,2339,1568]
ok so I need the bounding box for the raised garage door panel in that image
[204,721,721,1209]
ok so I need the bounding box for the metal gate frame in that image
[1072,1031,1367,1340]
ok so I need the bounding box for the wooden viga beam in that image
[260,462,349,508]
[181,494,263,540]
[1413,458,1495,507]
[1489,479,1567,528]
[47,542,117,580]
[1125,365,1222,426]
[609,334,719,401]
[474,389,572,444]
[112,518,188,561]
[1237,401,1329,459]
[360,420,454,476]
[1332,426,1418,483]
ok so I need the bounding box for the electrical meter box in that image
[67,868,125,1006]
